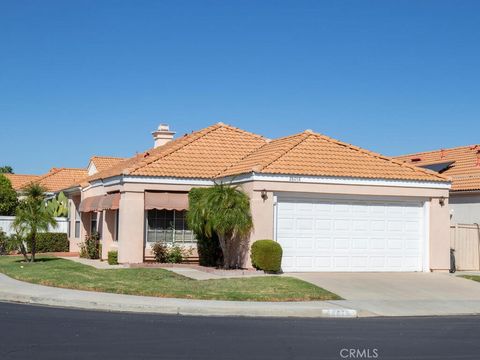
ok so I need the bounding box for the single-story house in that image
[395,145,480,224]
[87,156,126,176]
[60,123,451,272]
[4,174,41,191]
[5,168,87,194]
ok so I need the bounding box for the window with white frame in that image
[74,206,81,238]
[90,213,98,235]
[146,209,195,244]
[114,210,119,242]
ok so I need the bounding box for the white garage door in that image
[276,197,426,272]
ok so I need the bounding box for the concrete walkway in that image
[59,256,128,269]
[165,267,224,280]
[0,274,356,318]
[60,257,265,280]
[291,272,480,316]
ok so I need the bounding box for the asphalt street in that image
[0,301,479,360]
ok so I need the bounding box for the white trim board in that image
[222,172,451,190]
[83,172,450,191]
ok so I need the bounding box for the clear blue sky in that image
[1,0,479,174]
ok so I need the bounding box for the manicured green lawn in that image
[0,256,340,302]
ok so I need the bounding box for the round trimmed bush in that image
[250,240,283,273]
[108,250,118,265]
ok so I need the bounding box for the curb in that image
[0,275,358,318]
[0,291,358,318]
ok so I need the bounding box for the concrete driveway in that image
[290,272,480,316]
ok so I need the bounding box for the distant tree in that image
[13,183,57,262]
[0,175,18,215]
[0,166,13,174]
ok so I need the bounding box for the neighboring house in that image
[59,123,451,272]
[395,145,480,224]
[32,168,89,195]
[6,156,126,193]
[87,156,127,176]
[4,174,41,191]
[1,159,123,237]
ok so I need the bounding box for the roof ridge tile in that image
[307,131,449,181]
[123,124,222,175]
[396,144,480,158]
[258,132,311,172]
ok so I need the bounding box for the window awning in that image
[79,193,121,212]
[99,193,121,211]
[79,195,104,213]
[145,192,189,211]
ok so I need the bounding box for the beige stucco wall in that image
[449,192,480,224]
[70,178,450,271]
[429,197,451,271]
[243,180,451,271]
[101,210,117,260]
[117,191,145,264]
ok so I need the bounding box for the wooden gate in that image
[450,224,480,271]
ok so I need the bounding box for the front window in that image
[74,207,81,238]
[146,209,195,244]
[114,210,119,241]
[91,214,98,236]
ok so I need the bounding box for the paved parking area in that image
[290,272,480,316]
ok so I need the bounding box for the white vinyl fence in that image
[0,216,68,236]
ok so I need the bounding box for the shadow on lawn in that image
[14,257,62,264]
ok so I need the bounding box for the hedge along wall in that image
[34,233,69,253]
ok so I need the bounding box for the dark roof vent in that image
[420,161,455,174]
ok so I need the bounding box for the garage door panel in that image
[351,256,369,267]
[371,220,386,231]
[387,238,403,249]
[315,239,332,249]
[315,257,332,268]
[296,257,314,268]
[314,202,333,213]
[315,219,332,230]
[296,218,314,231]
[352,238,368,249]
[277,197,425,272]
[297,238,314,249]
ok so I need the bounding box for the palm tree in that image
[13,184,57,262]
[188,183,253,269]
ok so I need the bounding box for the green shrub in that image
[0,175,18,216]
[166,245,183,263]
[79,233,100,259]
[250,240,283,273]
[0,228,8,255]
[152,242,189,263]
[108,250,118,265]
[34,232,69,253]
[152,242,168,263]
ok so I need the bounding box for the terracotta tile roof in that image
[220,130,448,182]
[395,145,480,191]
[33,168,88,192]
[86,123,268,182]
[90,156,127,173]
[78,124,447,188]
[3,174,41,191]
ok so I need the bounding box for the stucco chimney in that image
[152,124,175,148]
